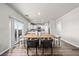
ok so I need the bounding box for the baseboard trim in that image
[0,45,16,56]
[0,48,9,55]
[62,39,79,48]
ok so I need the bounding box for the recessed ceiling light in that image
[38,12,40,16]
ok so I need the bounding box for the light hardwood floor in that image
[1,40,79,56]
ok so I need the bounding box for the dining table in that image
[23,33,61,55]
[23,33,61,47]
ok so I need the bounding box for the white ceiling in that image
[8,3,79,23]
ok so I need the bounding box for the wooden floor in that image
[1,40,79,56]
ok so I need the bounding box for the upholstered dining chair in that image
[27,39,39,55]
[41,39,53,55]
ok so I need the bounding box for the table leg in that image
[59,39,60,47]
[24,40,25,47]
[53,39,55,47]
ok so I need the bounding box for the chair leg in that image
[42,48,44,55]
[51,46,53,55]
[36,46,37,55]
[27,46,29,56]
[42,44,44,55]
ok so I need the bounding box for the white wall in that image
[0,3,29,54]
[50,20,57,35]
[56,7,79,47]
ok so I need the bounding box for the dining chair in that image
[41,38,53,55]
[27,39,39,55]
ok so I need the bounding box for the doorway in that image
[14,20,24,42]
[9,17,24,48]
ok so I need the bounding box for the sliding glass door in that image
[14,20,24,42]
[9,17,24,48]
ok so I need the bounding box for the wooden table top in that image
[24,33,53,39]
